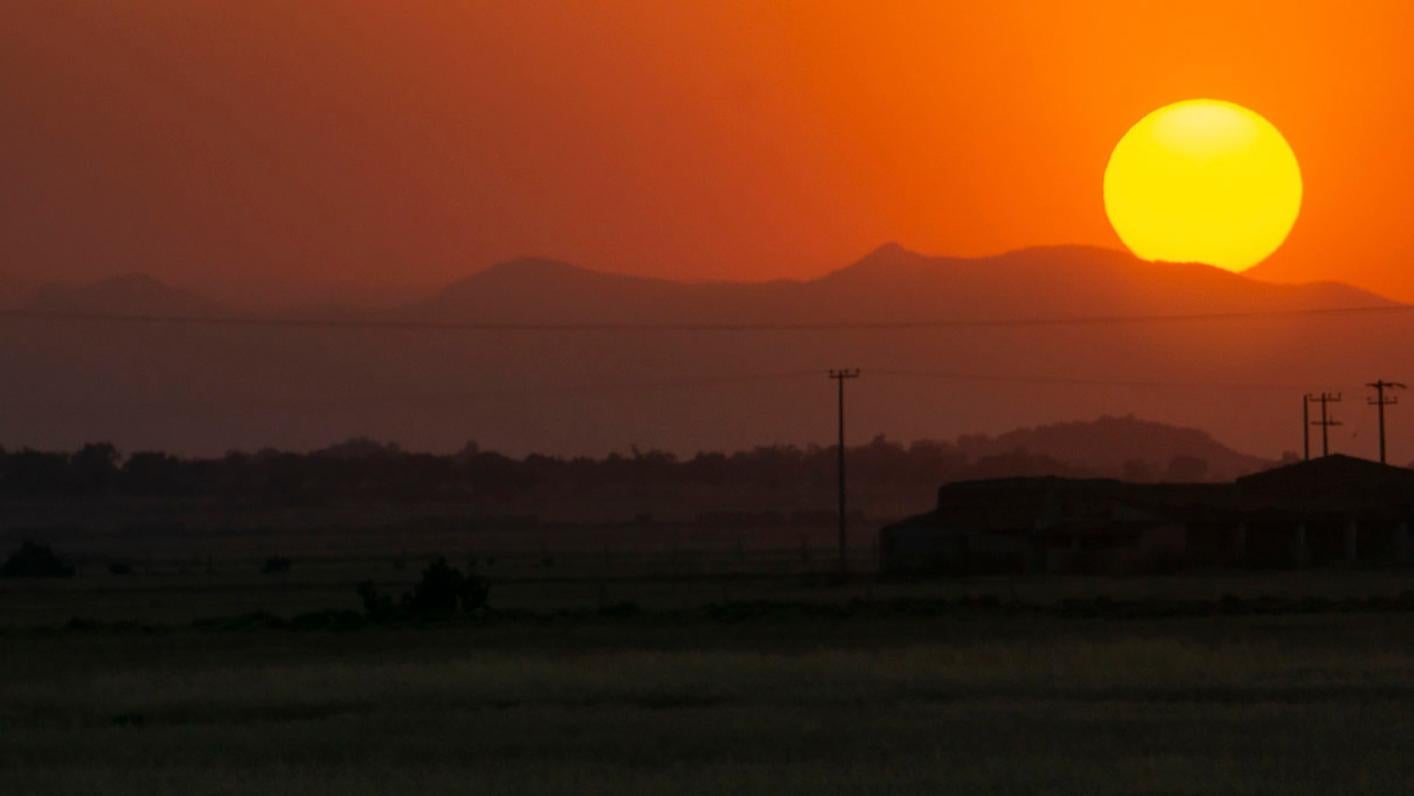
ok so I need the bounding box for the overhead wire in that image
[0,302,1409,333]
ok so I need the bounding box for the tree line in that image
[0,435,1211,504]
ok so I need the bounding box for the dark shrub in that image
[356,580,397,620]
[108,562,133,576]
[411,557,489,617]
[0,541,75,578]
[458,569,490,614]
[356,558,488,622]
[410,558,461,618]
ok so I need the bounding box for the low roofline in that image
[1236,453,1412,486]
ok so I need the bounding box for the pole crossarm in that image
[1367,381,1407,464]
[1308,392,1343,458]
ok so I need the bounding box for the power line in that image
[0,367,1371,414]
[874,368,1322,392]
[0,302,1409,334]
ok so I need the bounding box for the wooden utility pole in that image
[1367,380,1406,465]
[1310,392,1343,457]
[1302,393,1311,461]
[828,369,860,576]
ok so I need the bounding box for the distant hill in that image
[27,274,224,317]
[410,244,1389,326]
[0,245,1405,459]
[0,272,38,310]
[954,415,1273,482]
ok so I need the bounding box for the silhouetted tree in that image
[357,558,488,622]
[70,443,119,493]
[356,580,397,620]
[0,426,1267,507]
[122,451,188,495]
[0,541,75,578]
[410,557,490,617]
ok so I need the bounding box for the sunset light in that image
[7,4,1414,793]
[1103,99,1303,272]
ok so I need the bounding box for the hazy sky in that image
[5,1,1414,300]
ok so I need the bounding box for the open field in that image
[5,547,1414,622]
[6,535,1414,794]
[4,610,1414,795]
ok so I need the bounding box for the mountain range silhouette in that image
[0,245,1404,460]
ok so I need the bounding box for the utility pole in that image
[1310,392,1343,457]
[828,369,860,576]
[1302,393,1311,461]
[1367,380,1406,465]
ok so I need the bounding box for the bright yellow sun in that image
[1103,99,1302,272]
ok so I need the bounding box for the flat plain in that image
[4,560,1414,795]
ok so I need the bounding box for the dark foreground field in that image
[4,599,1414,795]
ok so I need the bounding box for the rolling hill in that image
[0,245,1404,462]
[410,244,1389,326]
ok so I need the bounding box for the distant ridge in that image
[7,245,1396,325]
[27,274,224,317]
[955,414,1273,481]
[404,244,1393,327]
[0,244,1405,458]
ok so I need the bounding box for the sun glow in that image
[1103,99,1302,272]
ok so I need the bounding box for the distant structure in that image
[880,455,1414,575]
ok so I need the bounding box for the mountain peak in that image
[857,241,926,263]
[865,241,910,257]
[825,243,1135,285]
[818,242,932,283]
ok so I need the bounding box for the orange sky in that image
[4,1,1413,302]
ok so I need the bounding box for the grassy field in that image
[6,541,1414,623]
[4,600,1414,794]
[6,541,1414,794]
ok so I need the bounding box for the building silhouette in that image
[880,455,1414,575]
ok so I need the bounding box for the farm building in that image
[879,455,1414,575]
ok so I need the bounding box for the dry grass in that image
[3,616,1414,794]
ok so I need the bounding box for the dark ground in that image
[4,566,1414,794]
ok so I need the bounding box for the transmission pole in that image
[1302,393,1311,461]
[1310,392,1343,457]
[1367,380,1406,465]
[828,369,860,576]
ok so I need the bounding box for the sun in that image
[1103,99,1302,273]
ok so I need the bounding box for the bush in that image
[356,557,489,622]
[0,541,75,578]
